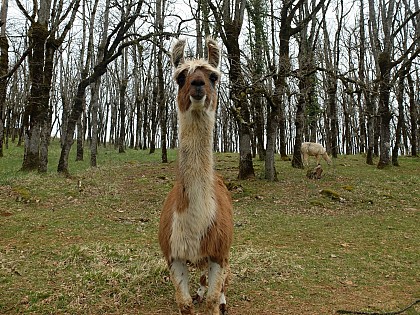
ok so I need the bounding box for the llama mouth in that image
[190,93,205,101]
[190,95,206,104]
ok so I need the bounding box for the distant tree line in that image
[0,0,419,180]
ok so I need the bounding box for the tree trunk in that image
[343,97,352,155]
[22,22,49,171]
[149,83,157,154]
[357,5,367,154]
[365,91,376,164]
[133,43,142,150]
[75,110,84,161]
[377,51,392,169]
[38,37,55,172]
[247,0,267,161]
[267,18,290,178]
[291,86,305,168]
[0,0,8,158]
[226,33,255,179]
[90,79,100,166]
[264,97,279,180]
[407,73,418,156]
[58,82,89,174]
[274,30,290,162]
[293,20,318,169]
[392,69,406,165]
[156,0,167,163]
[118,78,128,153]
[142,95,149,150]
[90,0,109,166]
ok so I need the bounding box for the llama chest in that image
[169,187,216,262]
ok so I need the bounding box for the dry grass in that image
[1,144,419,314]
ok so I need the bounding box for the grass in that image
[0,140,419,314]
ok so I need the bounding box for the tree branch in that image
[0,43,35,81]
[15,0,35,24]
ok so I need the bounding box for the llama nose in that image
[191,79,205,87]
[191,79,205,100]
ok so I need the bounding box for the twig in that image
[337,299,420,315]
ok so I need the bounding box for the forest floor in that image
[0,142,419,314]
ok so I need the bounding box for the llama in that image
[158,38,233,315]
[301,142,332,166]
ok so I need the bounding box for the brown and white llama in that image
[301,142,332,166]
[158,38,233,315]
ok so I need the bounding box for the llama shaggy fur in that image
[158,38,233,315]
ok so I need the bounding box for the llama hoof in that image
[180,304,194,315]
[219,303,227,314]
[192,294,204,304]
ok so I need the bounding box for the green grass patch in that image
[1,142,419,314]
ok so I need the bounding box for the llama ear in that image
[206,38,220,69]
[171,39,186,68]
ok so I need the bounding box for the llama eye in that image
[209,73,218,83]
[176,73,186,87]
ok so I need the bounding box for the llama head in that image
[171,38,221,113]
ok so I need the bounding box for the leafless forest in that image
[0,0,419,180]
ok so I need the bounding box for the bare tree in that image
[156,0,168,162]
[209,0,255,179]
[291,0,324,170]
[267,0,324,177]
[320,0,346,160]
[118,66,128,154]
[0,0,8,157]
[368,0,420,168]
[408,0,420,156]
[246,0,268,161]
[58,0,143,174]
[89,0,110,166]
[17,0,80,172]
[358,0,376,164]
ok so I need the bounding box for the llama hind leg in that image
[219,263,230,314]
[170,259,194,315]
[206,260,228,315]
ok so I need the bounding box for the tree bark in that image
[118,77,128,154]
[357,0,367,154]
[376,51,392,168]
[291,81,305,168]
[156,0,167,163]
[22,21,49,171]
[407,73,418,156]
[392,69,406,166]
[0,0,8,158]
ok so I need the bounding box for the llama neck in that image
[170,110,216,262]
[177,110,215,187]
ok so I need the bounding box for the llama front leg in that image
[303,153,309,167]
[170,259,194,315]
[206,260,227,315]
